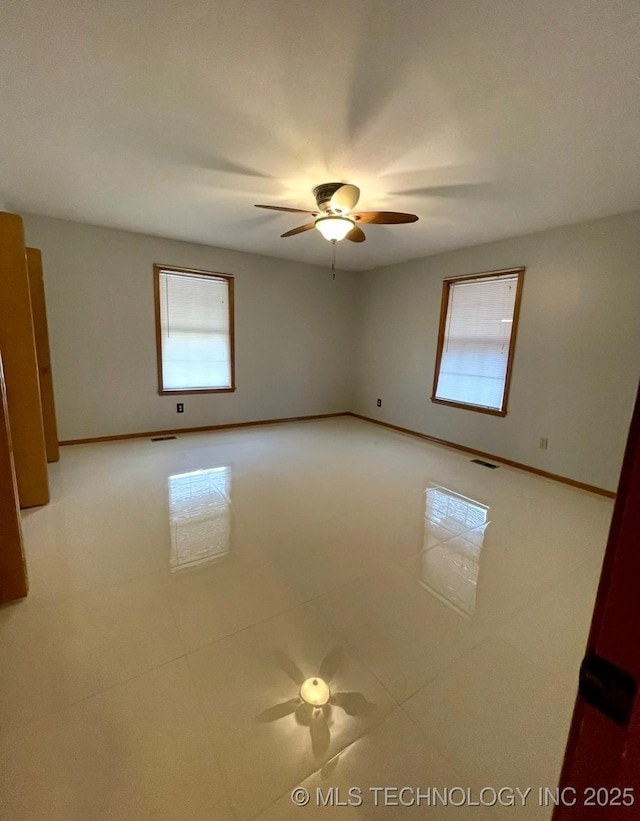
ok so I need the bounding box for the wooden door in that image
[26,247,59,463]
[0,353,28,603]
[0,212,49,508]
[554,379,640,818]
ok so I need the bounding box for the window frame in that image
[430,267,525,417]
[153,264,236,396]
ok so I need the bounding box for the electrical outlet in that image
[177,403,184,413]
[539,437,548,449]
[377,398,382,407]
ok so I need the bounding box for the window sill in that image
[159,387,236,396]
[430,397,507,417]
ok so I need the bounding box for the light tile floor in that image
[0,417,614,820]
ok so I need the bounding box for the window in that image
[154,265,235,394]
[431,268,524,416]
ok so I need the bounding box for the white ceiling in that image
[1,0,639,271]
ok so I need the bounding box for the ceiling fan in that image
[255,182,418,243]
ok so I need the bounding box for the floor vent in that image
[470,458,499,469]
[150,435,177,442]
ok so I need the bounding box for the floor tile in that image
[256,503,424,601]
[315,563,487,701]
[499,555,602,675]
[162,548,304,653]
[497,554,604,739]
[256,707,497,819]
[0,574,183,732]
[20,479,164,599]
[0,659,232,821]
[403,637,570,819]
[187,602,396,819]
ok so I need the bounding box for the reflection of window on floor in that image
[425,485,489,534]
[168,467,231,572]
[419,486,490,617]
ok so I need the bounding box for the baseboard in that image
[347,412,616,498]
[58,412,350,446]
[59,409,616,498]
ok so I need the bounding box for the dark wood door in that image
[554,379,640,819]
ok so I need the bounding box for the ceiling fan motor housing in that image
[313,182,346,213]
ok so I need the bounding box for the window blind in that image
[158,270,232,391]
[434,274,518,411]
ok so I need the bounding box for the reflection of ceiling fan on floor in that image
[255,182,419,243]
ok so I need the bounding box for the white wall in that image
[353,211,640,492]
[21,214,357,441]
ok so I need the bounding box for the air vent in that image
[470,458,499,469]
[151,436,177,442]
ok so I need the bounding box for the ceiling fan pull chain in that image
[331,239,336,280]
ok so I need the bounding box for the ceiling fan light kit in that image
[314,215,355,242]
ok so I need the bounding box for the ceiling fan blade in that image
[281,222,316,238]
[354,211,419,224]
[254,698,301,723]
[274,650,305,685]
[330,184,360,213]
[255,205,316,214]
[319,646,345,683]
[310,711,331,757]
[346,225,366,243]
